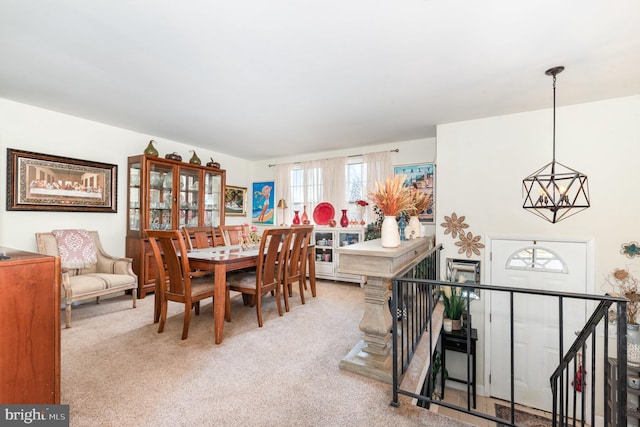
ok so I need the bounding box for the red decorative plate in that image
[313,202,335,225]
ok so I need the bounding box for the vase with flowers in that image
[240,223,261,250]
[367,175,413,248]
[406,190,430,239]
[355,199,369,226]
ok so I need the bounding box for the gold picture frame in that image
[224,185,247,216]
[6,148,117,212]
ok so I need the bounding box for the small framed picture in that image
[224,185,247,216]
[252,181,275,225]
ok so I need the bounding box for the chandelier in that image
[522,66,590,223]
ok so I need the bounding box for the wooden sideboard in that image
[0,246,61,403]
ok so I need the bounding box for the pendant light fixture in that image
[522,66,590,223]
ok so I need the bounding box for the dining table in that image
[183,243,316,344]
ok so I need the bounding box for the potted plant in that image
[441,286,466,332]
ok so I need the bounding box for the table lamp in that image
[277,199,288,226]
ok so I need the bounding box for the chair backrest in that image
[35,230,103,275]
[220,225,243,246]
[256,228,292,292]
[287,225,314,279]
[181,226,223,250]
[146,230,193,299]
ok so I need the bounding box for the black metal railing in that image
[390,278,628,427]
[550,297,627,427]
[390,244,442,407]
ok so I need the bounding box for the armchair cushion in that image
[52,229,97,269]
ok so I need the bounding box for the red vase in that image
[301,205,309,224]
[340,209,349,227]
[292,210,300,225]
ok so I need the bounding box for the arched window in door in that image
[506,246,568,273]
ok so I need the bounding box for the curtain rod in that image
[268,148,399,167]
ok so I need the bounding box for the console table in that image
[441,327,477,408]
[336,237,433,383]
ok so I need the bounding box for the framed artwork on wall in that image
[393,163,435,222]
[252,181,275,225]
[224,185,247,216]
[6,148,117,212]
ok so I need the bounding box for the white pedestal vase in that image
[380,216,400,248]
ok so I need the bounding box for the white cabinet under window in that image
[312,226,366,286]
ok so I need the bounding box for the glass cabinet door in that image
[314,231,334,263]
[204,171,222,226]
[148,163,173,230]
[179,167,200,228]
[338,231,361,247]
[128,162,141,232]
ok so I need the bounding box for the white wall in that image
[436,94,640,395]
[0,98,252,255]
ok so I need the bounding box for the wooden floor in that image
[436,386,556,426]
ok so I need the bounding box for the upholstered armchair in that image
[35,230,137,328]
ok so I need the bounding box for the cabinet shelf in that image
[311,226,366,286]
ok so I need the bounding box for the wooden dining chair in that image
[282,225,313,312]
[146,229,216,340]
[226,227,292,327]
[220,225,243,246]
[181,225,222,250]
[180,225,224,278]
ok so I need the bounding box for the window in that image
[276,151,390,224]
[289,165,324,212]
[289,167,304,211]
[346,157,365,203]
[506,247,567,273]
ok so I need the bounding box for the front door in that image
[489,238,589,412]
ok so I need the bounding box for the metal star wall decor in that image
[441,212,485,258]
[456,231,485,257]
[622,242,640,259]
[440,212,468,239]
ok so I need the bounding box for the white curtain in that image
[320,157,347,216]
[363,151,392,222]
[274,151,390,225]
[299,157,346,222]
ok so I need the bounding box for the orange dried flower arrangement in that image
[408,190,431,216]
[367,175,413,216]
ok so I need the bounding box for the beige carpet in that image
[61,280,471,426]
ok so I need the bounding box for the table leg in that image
[213,264,227,344]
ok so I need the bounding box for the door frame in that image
[482,234,596,402]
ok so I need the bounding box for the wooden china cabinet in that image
[126,155,226,298]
